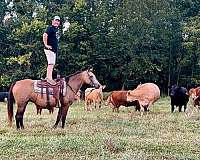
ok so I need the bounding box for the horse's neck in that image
[67,74,83,93]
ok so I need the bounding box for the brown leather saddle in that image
[36,78,65,107]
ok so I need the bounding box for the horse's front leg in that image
[53,107,62,128]
[61,103,72,128]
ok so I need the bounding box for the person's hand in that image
[45,45,52,50]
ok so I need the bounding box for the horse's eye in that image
[90,75,93,78]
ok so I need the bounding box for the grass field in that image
[0,97,200,160]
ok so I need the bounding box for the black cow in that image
[0,92,8,102]
[170,85,189,112]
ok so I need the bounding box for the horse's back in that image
[12,79,35,101]
[16,79,34,83]
[14,79,35,90]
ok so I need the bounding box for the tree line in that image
[0,0,200,94]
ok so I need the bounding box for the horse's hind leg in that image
[15,102,27,129]
[15,112,20,129]
[19,112,25,129]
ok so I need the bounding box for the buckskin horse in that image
[7,69,101,129]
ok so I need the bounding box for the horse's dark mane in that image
[64,70,83,83]
[63,67,93,83]
[66,70,83,78]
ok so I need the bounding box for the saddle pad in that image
[33,80,66,96]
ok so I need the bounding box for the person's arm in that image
[43,33,52,49]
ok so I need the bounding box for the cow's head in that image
[127,90,138,102]
[189,88,197,99]
[105,95,116,110]
[169,85,178,97]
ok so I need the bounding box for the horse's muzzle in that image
[92,83,101,89]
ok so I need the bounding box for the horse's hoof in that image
[52,125,57,129]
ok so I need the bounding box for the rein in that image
[66,83,78,96]
[64,70,94,97]
[64,71,82,97]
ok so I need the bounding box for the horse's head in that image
[82,69,101,89]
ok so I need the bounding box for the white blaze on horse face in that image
[85,71,100,88]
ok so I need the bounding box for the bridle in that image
[66,83,77,96]
[87,70,96,87]
[65,70,96,97]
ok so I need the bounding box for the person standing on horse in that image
[43,16,61,85]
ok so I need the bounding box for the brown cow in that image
[127,83,160,114]
[85,85,106,111]
[189,87,200,108]
[106,91,140,112]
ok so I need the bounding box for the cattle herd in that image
[84,83,200,114]
[0,83,199,114]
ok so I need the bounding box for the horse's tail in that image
[7,82,16,127]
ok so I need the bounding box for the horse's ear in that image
[88,67,93,72]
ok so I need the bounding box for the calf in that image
[85,85,106,111]
[106,91,140,112]
[170,85,189,112]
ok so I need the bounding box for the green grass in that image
[0,97,200,159]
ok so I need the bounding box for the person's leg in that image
[46,64,54,80]
[44,49,56,85]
